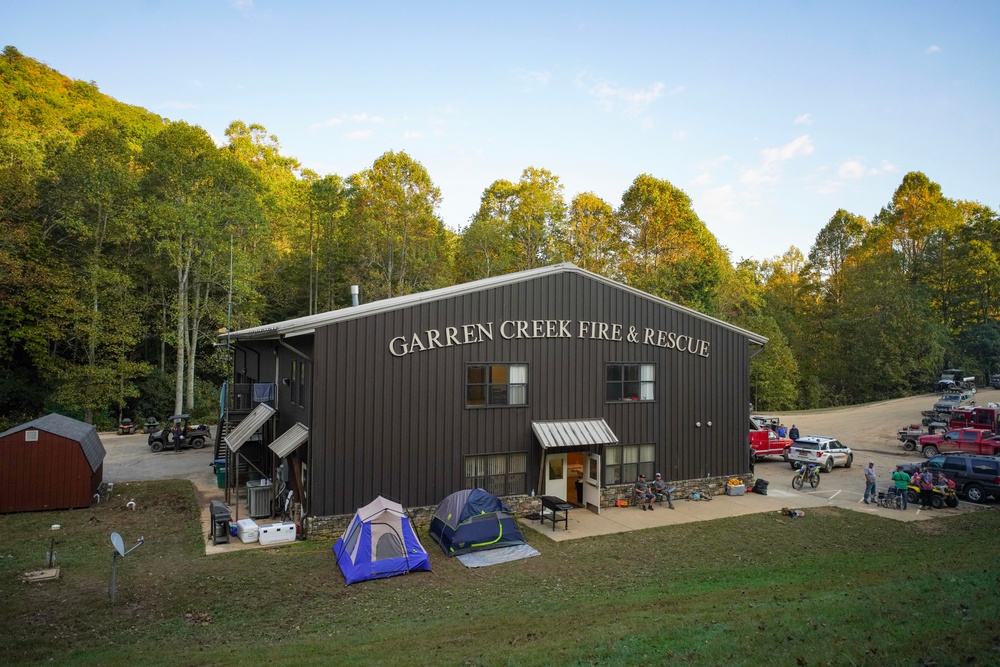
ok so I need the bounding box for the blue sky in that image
[5,1,998,262]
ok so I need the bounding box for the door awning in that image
[268,422,309,458]
[531,419,619,449]
[224,403,276,452]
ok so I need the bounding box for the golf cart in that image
[147,414,211,453]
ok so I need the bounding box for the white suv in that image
[787,436,854,473]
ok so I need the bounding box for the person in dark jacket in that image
[788,424,800,441]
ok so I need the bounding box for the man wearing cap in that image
[891,464,910,509]
[862,460,877,505]
[634,474,656,510]
[651,472,675,509]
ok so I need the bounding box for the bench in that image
[540,495,571,531]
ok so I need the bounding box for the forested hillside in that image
[1,46,997,430]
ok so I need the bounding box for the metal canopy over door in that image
[533,419,617,512]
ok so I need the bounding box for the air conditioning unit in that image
[245,480,272,519]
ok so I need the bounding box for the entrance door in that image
[543,453,567,500]
[582,453,601,514]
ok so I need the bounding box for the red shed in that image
[0,413,106,513]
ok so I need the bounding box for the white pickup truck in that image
[786,436,854,473]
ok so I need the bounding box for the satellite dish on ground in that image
[111,532,125,557]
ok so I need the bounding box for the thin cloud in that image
[575,72,665,117]
[761,135,814,164]
[794,113,812,125]
[739,135,814,186]
[926,45,941,55]
[403,130,424,140]
[161,101,196,110]
[514,68,552,88]
[673,129,689,140]
[346,129,373,140]
[839,158,897,179]
[230,0,253,9]
[696,155,731,171]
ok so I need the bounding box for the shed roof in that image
[225,263,768,345]
[0,413,106,472]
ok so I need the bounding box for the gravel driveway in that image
[752,386,1000,514]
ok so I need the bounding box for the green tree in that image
[345,150,449,299]
[138,122,265,414]
[550,191,621,276]
[618,174,728,312]
[41,125,150,423]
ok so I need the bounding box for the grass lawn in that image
[1,480,998,666]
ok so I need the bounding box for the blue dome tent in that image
[428,488,527,556]
[332,496,430,585]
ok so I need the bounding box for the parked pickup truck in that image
[749,418,793,461]
[916,428,1000,459]
[787,436,854,473]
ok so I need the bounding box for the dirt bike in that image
[792,463,821,490]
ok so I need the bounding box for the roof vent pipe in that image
[350,285,359,307]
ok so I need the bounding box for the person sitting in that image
[651,472,676,509]
[634,474,655,511]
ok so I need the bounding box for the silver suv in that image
[787,436,854,473]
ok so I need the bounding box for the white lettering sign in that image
[389,320,711,358]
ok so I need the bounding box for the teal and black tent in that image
[428,488,526,556]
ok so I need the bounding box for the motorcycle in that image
[792,463,821,490]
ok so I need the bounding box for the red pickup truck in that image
[749,418,793,461]
[917,428,1000,458]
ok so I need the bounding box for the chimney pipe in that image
[350,285,359,307]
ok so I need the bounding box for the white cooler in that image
[236,518,259,543]
[258,521,296,545]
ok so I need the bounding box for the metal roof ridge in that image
[225,262,767,345]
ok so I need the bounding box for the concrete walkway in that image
[522,484,969,542]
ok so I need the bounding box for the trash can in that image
[213,459,227,489]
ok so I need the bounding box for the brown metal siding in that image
[0,432,96,512]
[306,271,753,516]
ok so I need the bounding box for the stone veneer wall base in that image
[304,474,754,542]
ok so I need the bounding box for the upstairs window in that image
[467,364,527,407]
[606,363,655,402]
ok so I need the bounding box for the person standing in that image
[788,424,800,441]
[863,460,877,504]
[919,470,935,508]
[891,464,910,509]
[777,423,788,438]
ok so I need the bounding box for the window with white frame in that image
[606,363,655,402]
[604,443,655,485]
[464,452,527,496]
[466,364,528,407]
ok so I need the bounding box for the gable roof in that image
[0,413,106,472]
[226,263,768,345]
